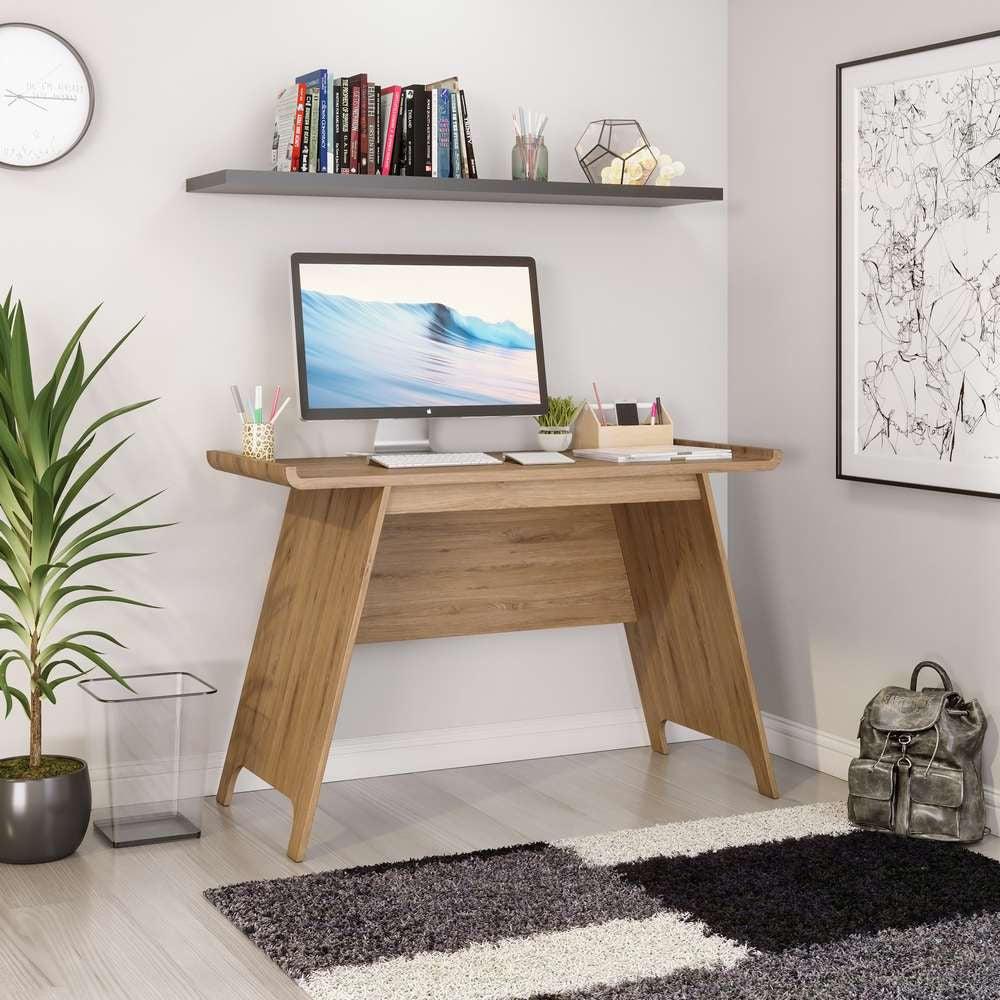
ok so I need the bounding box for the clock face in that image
[0,23,94,168]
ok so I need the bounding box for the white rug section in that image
[299,913,749,1000]
[561,800,853,866]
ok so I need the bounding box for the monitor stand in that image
[368,417,433,454]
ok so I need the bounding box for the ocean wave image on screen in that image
[301,291,541,409]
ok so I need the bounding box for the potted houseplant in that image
[0,291,164,864]
[535,395,583,452]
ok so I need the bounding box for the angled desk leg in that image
[613,474,778,798]
[217,486,389,861]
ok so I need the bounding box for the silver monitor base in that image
[369,417,433,454]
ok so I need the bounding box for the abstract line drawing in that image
[839,31,1000,497]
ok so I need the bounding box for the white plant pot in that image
[537,429,573,452]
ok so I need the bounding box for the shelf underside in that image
[185,170,722,207]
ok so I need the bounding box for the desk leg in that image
[613,475,778,798]
[216,486,389,861]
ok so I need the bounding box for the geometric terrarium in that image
[575,118,685,186]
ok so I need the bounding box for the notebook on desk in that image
[573,445,732,463]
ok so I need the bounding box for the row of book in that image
[271,70,479,178]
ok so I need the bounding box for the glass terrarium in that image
[575,119,659,186]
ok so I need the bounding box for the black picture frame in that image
[291,252,548,421]
[836,28,1000,500]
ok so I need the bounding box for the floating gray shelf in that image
[184,169,722,208]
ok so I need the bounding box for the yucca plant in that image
[0,291,165,775]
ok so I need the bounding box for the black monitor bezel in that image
[291,252,549,420]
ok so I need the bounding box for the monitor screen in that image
[292,253,548,419]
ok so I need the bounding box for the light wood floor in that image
[1,741,995,999]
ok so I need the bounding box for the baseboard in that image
[762,711,1000,834]
[87,708,704,806]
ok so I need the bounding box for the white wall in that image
[728,0,999,792]
[0,1,728,778]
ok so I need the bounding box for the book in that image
[358,79,369,174]
[403,85,426,176]
[348,74,365,173]
[338,77,350,172]
[290,82,307,172]
[448,89,462,177]
[374,85,381,173]
[460,90,478,179]
[308,87,320,171]
[271,85,299,172]
[430,89,438,178]
[423,90,433,175]
[436,88,451,178]
[331,78,341,172]
[299,90,313,171]
[296,70,328,172]
[365,83,378,175]
[390,90,407,175]
[402,86,415,174]
[379,86,401,175]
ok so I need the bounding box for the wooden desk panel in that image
[357,506,636,644]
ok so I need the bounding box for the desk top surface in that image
[207,440,781,490]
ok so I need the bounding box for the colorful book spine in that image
[374,85,382,173]
[437,88,451,178]
[295,70,328,172]
[331,78,341,172]
[391,92,406,175]
[348,75,364,173]
[380,86,401,175]
[460,90,477,179]
[299,90,313,171]
[448,90,462,178]
[308,87,320,171]
[338,77,350,172]
[365,83,378,175]
[290,82,307,172]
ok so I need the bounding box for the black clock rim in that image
[0,22,95,170]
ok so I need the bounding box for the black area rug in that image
[204,802,1000,1000]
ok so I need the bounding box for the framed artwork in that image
[838,29,1000,498]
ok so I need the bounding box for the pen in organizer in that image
[592,381,607,426]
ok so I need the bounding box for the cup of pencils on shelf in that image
[512,107,549,181]
[230,384,291,461]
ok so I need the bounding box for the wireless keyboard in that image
[369,452,502,469]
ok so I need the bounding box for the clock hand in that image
[5,90,77,103]
[4,90,46,111]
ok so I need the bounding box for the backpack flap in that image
[867,686,948,733]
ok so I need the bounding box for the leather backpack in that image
[848,661,986,843]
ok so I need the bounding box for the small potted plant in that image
[0,291,164,865]
[535,395,582,452]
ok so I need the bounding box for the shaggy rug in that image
[204,802,1000,999]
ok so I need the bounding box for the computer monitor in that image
[291,253,548,420]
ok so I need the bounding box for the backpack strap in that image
[910,660,953,693]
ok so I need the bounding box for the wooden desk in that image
[209,442,782,861]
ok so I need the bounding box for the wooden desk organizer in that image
[572,403,675,450]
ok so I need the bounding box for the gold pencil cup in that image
[242,422,275,461]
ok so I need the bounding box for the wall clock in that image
[0,22,94,169]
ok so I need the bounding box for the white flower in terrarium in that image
[655,157,687,185]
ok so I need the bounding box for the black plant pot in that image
[0,757,91,864]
